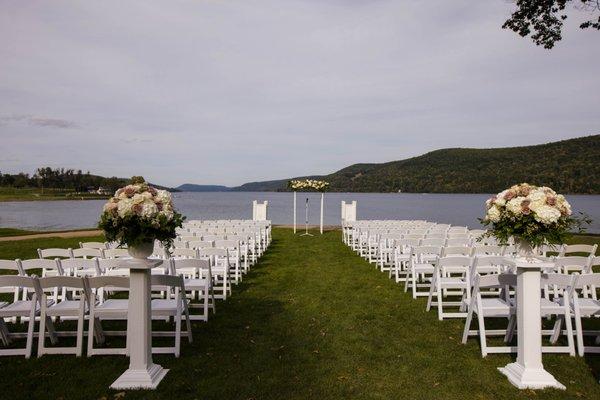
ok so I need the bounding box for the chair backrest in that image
[103,248,130,258]
[446,238,471,247]
[476,272,517,289]
[0,259,21,274]
[38,276,86,291]
[199,248,228,257]
[151,274,184,291]
[573,273,600,289]
[397,238,421,248]
[424,233,446,240]
[442,246,471,256]
[421,238,446,247]
[178,235,197,243]
[215,240,239,250]
[471,245,504,256]
[437,256,472,268]
[18,258,63,274]
[72,248,103,259]
[188,240,214,250]
[412,246,442,262]
[170,248,198,259]
[85,275,130,290]
[403,234,424,240]
[80,241,108,250]
[541,273,576,289]
[170,258,210,272]
[58,258,100,276]
[407,229,428,236]
[447,233,470,239]
[554,256,593,273]
[0,275,38,290]
[560,244,597,257]
[38,248,72,259]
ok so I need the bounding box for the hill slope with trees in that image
[232,135,600,194]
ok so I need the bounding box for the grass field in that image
[0,229,599,399]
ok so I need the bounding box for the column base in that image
[498,362,565,390]
[110,363,168,390]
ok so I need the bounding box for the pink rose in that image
[124,186,136,198]
[156,201,163,211]
[148,187,158,196]
[504,191,516,201]
[132,203,143,214]
[546,196,556,206]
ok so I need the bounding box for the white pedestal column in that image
[111,259,168,390]
[320,193,324,234]
[293,191,297,234]
[498,258,565,390]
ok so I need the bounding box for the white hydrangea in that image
[506,197,526,215]
[117,198,134,218]
[486,205,501,222]
[534,205,562,225]
[140,200,158,218]
[155,190,171,204]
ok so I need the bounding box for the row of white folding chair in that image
[0,274,190,358]
[462,272,600,357]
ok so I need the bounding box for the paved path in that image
[0,230,102,242]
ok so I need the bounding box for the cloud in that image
[0,114,77,129]
[28,117,77,129]
[0,1,598,186]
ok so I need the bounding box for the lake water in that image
[0,192,599,233]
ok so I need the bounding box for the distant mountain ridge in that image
[178,135,600,194]
[321,135,600,194]
[176,184,231,192]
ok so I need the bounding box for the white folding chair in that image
[572,273,600,356]
[427,256,473,320]
[37,276,88,357]
[199,248,231,300]
[0,275,56,358]
[461,273,516,357]
[150,274,193,357]
[170,258,215,321]
[405,246,442,298]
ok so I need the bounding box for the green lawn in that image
[0,229,599,399]
[0,187,107,202]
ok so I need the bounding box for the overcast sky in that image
[1,1,598,187]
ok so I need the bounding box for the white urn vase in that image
[127,241,155,259]
[515,238,535,261]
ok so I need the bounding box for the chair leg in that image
[573,303,585,357]
[477,311,488,357]
[462,304,475,344]
[26,302,36,359]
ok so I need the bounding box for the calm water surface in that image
[0,192,599,233]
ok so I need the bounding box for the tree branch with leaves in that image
[503,0,599,48]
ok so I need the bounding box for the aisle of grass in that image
[0,229,599,399]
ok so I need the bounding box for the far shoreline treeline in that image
[1,135,598,201]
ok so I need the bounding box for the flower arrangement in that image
[481,183,588,247]
[98,177,185,248]
[288,179,329,192]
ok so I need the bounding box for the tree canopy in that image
[503,0,600,48]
